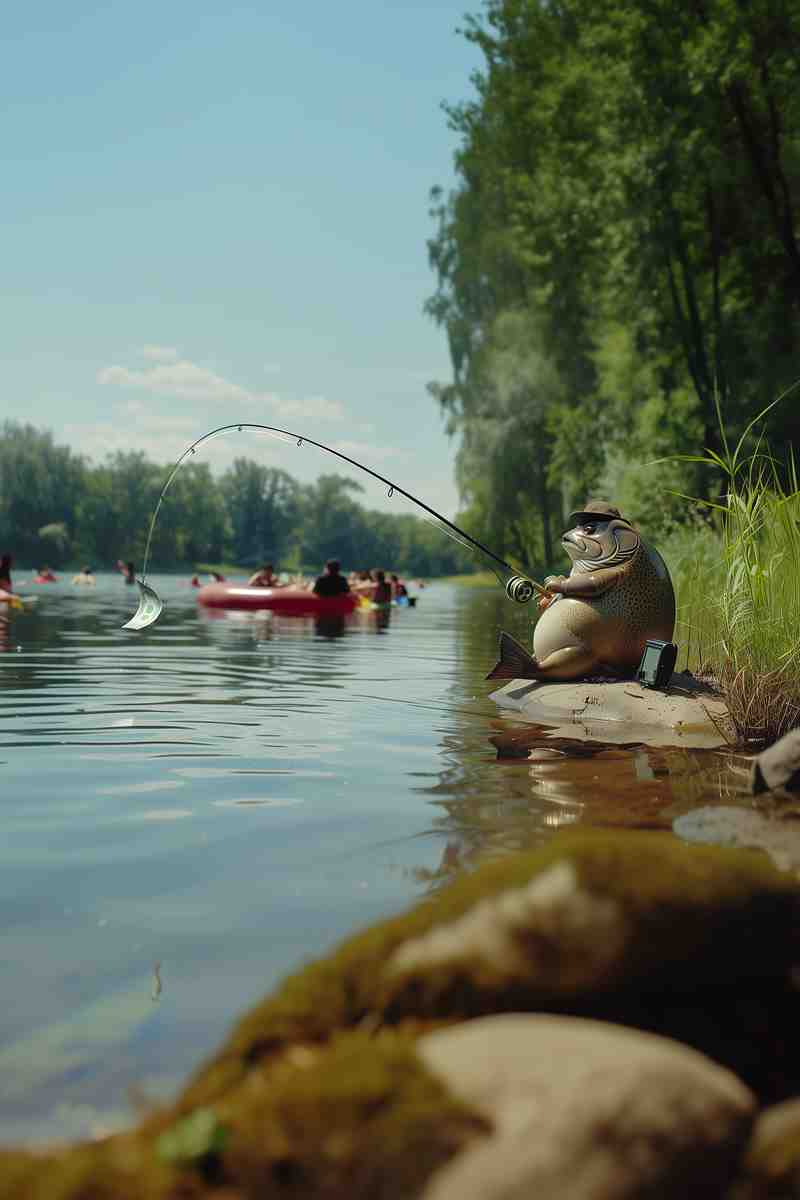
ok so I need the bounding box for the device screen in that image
[641,644,662,678]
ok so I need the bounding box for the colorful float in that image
[196,582,360,617]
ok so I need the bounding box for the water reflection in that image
[0,576,758,1142]
[314,615,346,639]
[418,717,751,873]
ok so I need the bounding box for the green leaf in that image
[156,1108,228,1165]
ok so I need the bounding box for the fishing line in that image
[123,422,544,629]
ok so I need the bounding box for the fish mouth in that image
[562,531,602,559]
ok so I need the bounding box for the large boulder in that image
[419,1014,754,1200]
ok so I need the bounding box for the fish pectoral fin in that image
[486,631,539,680]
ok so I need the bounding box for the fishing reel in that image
[505,575,535,604]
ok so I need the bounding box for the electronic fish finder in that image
[636,639,678,690]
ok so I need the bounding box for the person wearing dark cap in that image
[312,559,350,598]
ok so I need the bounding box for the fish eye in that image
[581,522,596,533]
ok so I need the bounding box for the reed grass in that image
[659,385,800,746]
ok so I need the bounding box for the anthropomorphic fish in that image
[487,499,675,682]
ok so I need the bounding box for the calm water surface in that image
[0,574,746,1142]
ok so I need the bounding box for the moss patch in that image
[0,1032,485,1200]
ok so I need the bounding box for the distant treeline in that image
[428,0,800,569]
[0,422,473,576]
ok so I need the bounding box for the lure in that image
[122,422,544,630]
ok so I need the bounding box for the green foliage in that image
[0,422,474,578]
[660,387,800,741]
[428,0,800,550]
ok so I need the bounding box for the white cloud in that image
[141,344,180,362]
[98,360,252,403]
[268,394,345,422]
[97,356,344,422]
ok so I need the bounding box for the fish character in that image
[487,499,675,682]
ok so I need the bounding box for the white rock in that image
[418,1014,754,1200]
[388,861,625,979]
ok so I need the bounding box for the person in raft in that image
[247,563,281,588]
[0,554,13,592]
[0,555,21,602]
[116,560,136,584]
[72,566,96,586]
[312,559,350,597]
[349,569,375,596]
[372,569,392,605]
[390,573,408,599]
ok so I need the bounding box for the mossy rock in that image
[181,830,800,1109]
[0,1032,486,1200]
[3,829,800,1199]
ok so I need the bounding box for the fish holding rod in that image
[122,422,545,632]
[487,501,676,682]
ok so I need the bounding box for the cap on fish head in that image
[562,498,640,572]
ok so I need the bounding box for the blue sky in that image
[3,2,482,518]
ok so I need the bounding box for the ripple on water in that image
[0,577,751,1144]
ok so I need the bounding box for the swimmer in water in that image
[247,563,281,588]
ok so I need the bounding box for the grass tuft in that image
[660,383,800,745]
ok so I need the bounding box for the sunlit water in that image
[0,574,748,1142]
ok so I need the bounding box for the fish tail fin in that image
[486,631,539,680]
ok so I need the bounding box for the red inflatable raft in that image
[196,583,359,616]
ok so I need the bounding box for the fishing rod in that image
[123,422,544,630]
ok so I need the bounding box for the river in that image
[0,574,745,1142]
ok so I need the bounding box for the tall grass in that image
[659,386,800,745]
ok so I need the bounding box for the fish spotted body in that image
[488,505,675,682]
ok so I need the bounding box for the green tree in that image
[220,459,302,565]
[0,422,86,563]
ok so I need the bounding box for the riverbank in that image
[4,828,800,1198]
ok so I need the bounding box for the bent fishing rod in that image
[123,422,544,630]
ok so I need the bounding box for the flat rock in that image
[490,672,729,748]
[419,1014,755,1200]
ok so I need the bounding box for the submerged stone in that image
[674,805,800,874]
